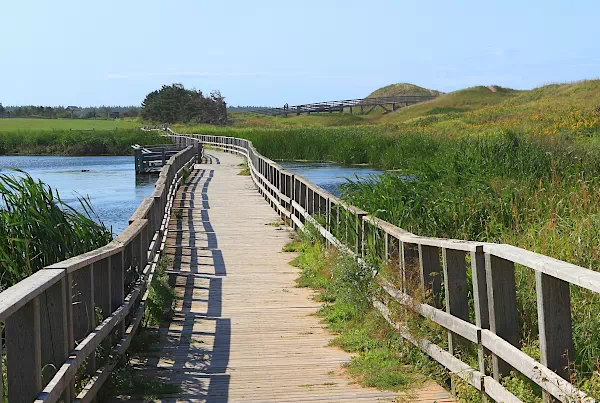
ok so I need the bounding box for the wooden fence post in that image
[355,213,366,256]
[419,245,441,306]
[536,272,573,403]
[40,277,69,390]
[6,297,42,402]
[112,250,125,338]
[402,242,419,294]
[443,248,469,393]
[470,246,489,400]
[485,253,519,381]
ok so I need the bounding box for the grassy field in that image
[0,118,157,155]
[174,79,600,400]
[0,117,139,131]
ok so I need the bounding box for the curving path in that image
[112,150,454,402]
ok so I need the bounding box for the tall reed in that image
[0,172,112,289]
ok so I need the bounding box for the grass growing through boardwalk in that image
[238,159,250,176]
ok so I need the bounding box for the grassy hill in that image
[367,83,443,98]
[215,80,600,136]
[379,85,521,123]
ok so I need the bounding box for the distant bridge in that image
[252,95,436,116]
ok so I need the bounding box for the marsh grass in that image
[0,128,166,155]
[0,172,112,289]
[340,131,600,398]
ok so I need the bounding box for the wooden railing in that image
[0,138,200,402]
[167,128,598,403]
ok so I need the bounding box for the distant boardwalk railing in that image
[0,137,200,402]
[251,95,436,116]
[165,128,597,403]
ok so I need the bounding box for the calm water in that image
[0,156,381,235]
[279,161,382,196]
[0,156,157,235]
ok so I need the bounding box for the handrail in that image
[166,128,596,403]
[0,136,201,402]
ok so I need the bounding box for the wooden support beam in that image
[378,104,391,113]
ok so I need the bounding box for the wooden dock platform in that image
[114,150,454,402]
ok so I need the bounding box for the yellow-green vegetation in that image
[146,256,176,325]
[0,117,139,131]
[367,82,443,98]
[101,256,178,400]
[178,79,600,399]
[238,159,251,175]
[101,331,181,400]
[379,85,520,123]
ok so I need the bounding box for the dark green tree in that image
[140,84,227,124]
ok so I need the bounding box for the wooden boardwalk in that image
[115,151,454,402]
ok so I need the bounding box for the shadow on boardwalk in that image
[164,163,231,402]
[118,163,231,402]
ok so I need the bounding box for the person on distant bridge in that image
[284,103,289,111]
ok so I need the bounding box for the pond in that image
[278,161,382,196]
[0,156,156,235]
[0,156,382,236]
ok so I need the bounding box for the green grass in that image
[0,172,112,289]
[238,159,251,176]
[0,128,168,155]
[287,229,446,394]
[0,117,139,132]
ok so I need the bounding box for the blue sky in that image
[1,0,598,107]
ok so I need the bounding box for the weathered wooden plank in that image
[39,278,69,388]
[380,279,479,343]
[46,241,122,273]
[481,330,588,402]
[93,257,111,319]
[484,244,600,295]
[0,269,64,322]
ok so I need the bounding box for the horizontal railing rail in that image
[166,128,597,403]
[0,136,201,402]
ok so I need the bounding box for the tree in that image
[140,83,227,124]
[0,103,5,116]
